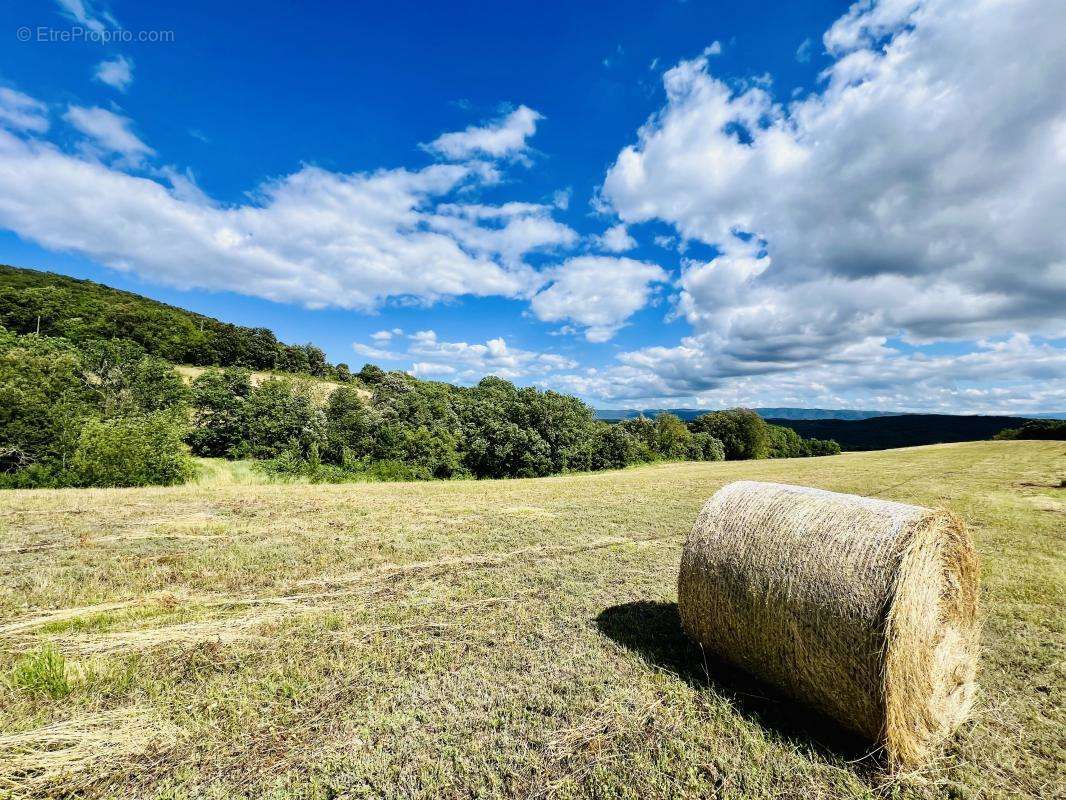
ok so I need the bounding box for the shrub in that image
[70,410,194,487]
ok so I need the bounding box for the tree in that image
[655,413,693,459]
[187,368,253,457]
[690,409,770,460]
[617,416,657,461]
[767,424,809,458]
[688,432,725,461]
[245,378,325,459]
[0,330,97,474]
[588,424,642,470]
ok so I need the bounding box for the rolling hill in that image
[0,264,344,378]
[767,414,1029,451]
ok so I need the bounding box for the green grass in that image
[0,441,1062,799]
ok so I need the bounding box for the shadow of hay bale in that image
[595,600,880,768]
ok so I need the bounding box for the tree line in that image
[0,327,840,488]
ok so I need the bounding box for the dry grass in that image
[678,482,979,769]
[0,441,1062,799]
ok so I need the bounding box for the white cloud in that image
[703,41,722,56]
[422,105,542,161]
[530,256,667,342]
[0,125,554,310]
[94,55,134,92]
[63,105,154,164]
[595,223,637,253]
[370,329,401,342]
[0,89,49,134]
[548,334,1066,414]
[795,38,812,63]
[599,0,1066,402]
[428,201,577,268]
[55,0,118,33]
[354,330,577,381]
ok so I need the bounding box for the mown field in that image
[0,441,1062,799]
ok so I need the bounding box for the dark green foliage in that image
[187,368,254,457]
[688,431,726,461]
[617,416,658,462]
[993,419,1066,441]
[0,268,846,488]
[586,423,643,470]
[654,413,693,459]
[0,264,347,378]
[69,411,194,487]
[690,408,771,460]
[771,414,1029,451]
[766,425,842,458]
[805,438,842,456]
[767,424,808,458]
[188,371,326,460]
[245,378,325,459]
[0,330,97,475]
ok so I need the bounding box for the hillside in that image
[769,414,1028,451]
[0,441,1061,798]
[0,264,346,378]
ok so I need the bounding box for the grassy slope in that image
[0,442,1062,799]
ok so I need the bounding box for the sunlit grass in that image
[0,441,1062,799]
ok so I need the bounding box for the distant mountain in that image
[594,407,904,421]
[767,414,1029,451]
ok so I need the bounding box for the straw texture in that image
[678,481,979,768]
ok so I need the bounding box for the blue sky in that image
[0,0,1063,412]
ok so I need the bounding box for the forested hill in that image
[0,264,350,379]
[768,414,1029,451]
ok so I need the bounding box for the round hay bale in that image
[678,481,979,768]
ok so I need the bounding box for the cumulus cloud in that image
[354,330,577,381]
[370,328,403,342]
[594,223,637,253]
[94,55,134,92]
[597,0,1066,406]
[422,105,542,161]
[530,256,667,342]
[63,105,154,164]
[0,99,577,311]
[0,89,49,134]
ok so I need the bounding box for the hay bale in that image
[678,481,979,768]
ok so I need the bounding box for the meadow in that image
[0,441,1062,799]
